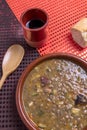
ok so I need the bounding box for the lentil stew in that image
[20,55,87,130]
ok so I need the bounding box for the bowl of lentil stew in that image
[16,53,87,130]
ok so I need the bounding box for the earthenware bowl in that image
[16,53,87,130]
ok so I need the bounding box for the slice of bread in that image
[71,18,87,48]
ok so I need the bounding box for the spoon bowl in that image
[0,44,25,90]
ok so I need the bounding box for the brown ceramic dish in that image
[16,53,87,130]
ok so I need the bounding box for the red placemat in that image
[6,0,87,60]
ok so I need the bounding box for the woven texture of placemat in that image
[0,1,39,130]
[6,0,87,60]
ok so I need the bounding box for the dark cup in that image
[20,8,48,48]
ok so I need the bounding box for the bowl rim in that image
[16,52,87,130]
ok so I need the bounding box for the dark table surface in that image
[0,1,39,130]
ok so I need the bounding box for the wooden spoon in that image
[0,44,25,90]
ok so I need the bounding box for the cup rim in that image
[20,8,49,31]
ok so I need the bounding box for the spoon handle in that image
[0,74,7,90]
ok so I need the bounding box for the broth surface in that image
[22,59,87,130]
